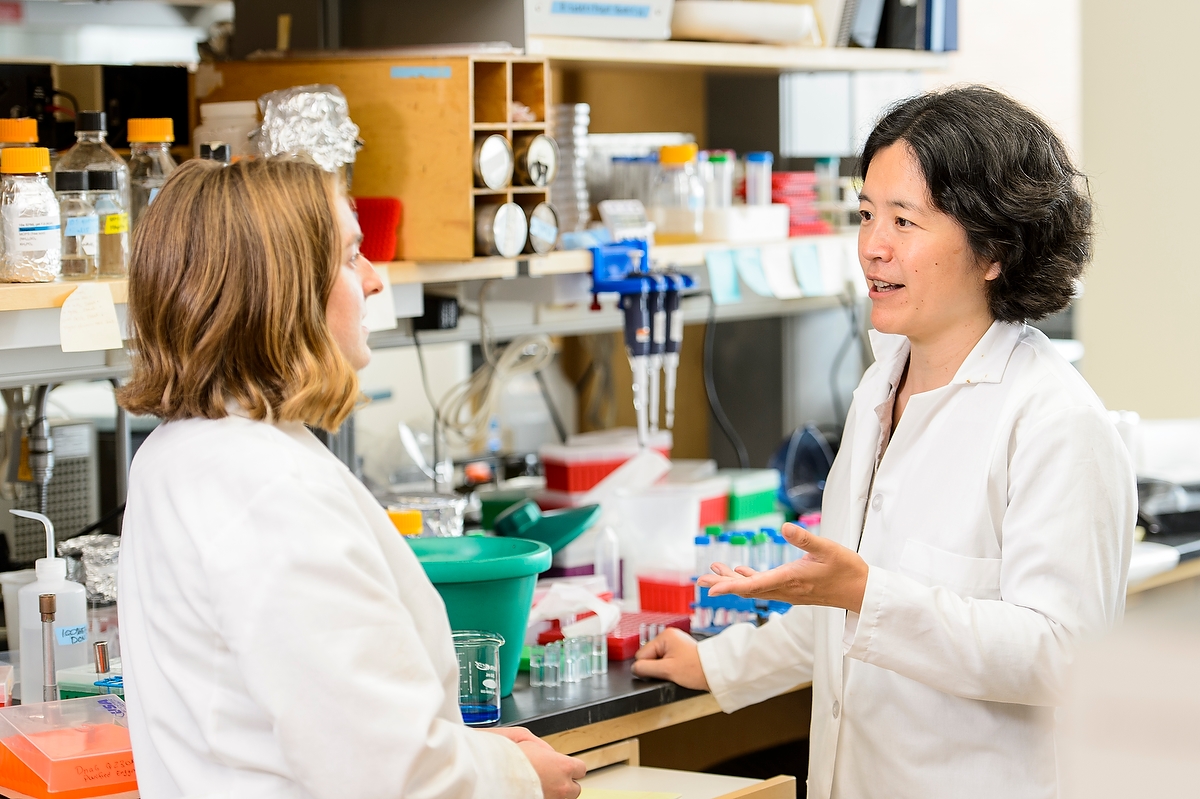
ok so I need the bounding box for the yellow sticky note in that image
[103,213,129,235]
[362,264,398,332]
[576,787,681,791]
[59,282,123,352]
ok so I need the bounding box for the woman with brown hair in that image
[116,158,585,799]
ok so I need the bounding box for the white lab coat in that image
[697,321,1135,799]
[117,409,542,799]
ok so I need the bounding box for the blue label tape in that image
[390,66,452,79]
[64,215,99,237]
[550,2,651,17]
[56,624,88,646]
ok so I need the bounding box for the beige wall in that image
[1077,1,1200,417]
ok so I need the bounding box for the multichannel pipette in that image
[662,276,684,430]
[619,287,652,446]
[647,281,666,434]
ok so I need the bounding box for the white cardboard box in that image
[524,0,675,40]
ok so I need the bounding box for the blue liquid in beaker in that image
[460,703,502,726]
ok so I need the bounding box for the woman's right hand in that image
[517,741,586,799]
[630,627,710,691]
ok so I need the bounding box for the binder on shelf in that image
[925,0,958,51]
[836,0,860,47]
[878,0,925,50]
[849,0,886,48]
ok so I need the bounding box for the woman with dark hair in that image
[634,86,1135,798]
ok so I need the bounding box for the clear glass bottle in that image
[53,111,130,218]
[0,147,61,283]
[649,143,704,244]
[55,171,98,280]
[0,118,38,152]
[88,170,129,278]
[127,117,177,230]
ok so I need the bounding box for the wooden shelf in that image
[526,34,951,72]
[385,249,591,285]
[0,278,128,312]
[471,186,550,195]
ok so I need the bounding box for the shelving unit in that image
[527,34,951,72]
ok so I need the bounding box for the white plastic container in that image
[193,101,259,159]
[0,569,36,651]
[14,512,88,703]
[524,0,674,40]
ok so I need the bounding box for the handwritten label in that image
[550,2,651,18]
[16,215,60,251]
[56,624,88,645]
[97,695,126,717]
[103,212,129,235]
[362,264,398,332]
[59,282,123,352]
[390,66,451,79]
[64,214,99,237]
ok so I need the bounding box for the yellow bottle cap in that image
[659,143,699,165]
[127,118,175,143]
[388,508,424,536]
[0,118,37,144]
[1,147,50,174]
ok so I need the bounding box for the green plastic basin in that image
[409,536,552,697]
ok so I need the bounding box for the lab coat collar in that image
[866,320,1025,388]
[950,321,1025,385]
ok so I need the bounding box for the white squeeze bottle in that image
[13,510,88,702]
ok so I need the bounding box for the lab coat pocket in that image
[898,539,1002,600]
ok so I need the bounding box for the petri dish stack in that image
[548,103,590,233]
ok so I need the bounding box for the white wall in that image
[1075,0,1200,418]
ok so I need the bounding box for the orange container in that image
[0,696,138,798]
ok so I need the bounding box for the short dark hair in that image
[860,85,1091,323]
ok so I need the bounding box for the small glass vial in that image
[0,118,38,152]
[54,171,98,280]
[649,143,705,244]
[0,147,61,283]
[744,151,774,206]
[88,170,129,278]
[590,635,608,676]
[528,646,544,688]
[542,641,562,688]
[127,118,177,230]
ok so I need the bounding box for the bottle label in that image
[103,213,129,235]
[56,624,88,646]
[64,215,99,237]
[17,216,60,252]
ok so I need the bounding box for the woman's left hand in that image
[698,522,869,613]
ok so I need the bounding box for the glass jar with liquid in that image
[0,147,61,283]
[127,118,177,230]
[54,171,98,280]
[87,171,129,278]
[649,143,705,244]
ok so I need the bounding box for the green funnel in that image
[409,536,551,697]
[493,500,601,554]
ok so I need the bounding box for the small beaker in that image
[453,630,504,726]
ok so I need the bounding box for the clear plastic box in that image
[0,695,137,795]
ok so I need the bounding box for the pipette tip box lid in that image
[0,695,137,797]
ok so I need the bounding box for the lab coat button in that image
[871,494,882,511]
[832,700,840,719]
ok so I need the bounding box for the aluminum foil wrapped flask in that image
[256,84,362,182]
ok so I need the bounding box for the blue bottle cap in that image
[718,533,732,542]
[760,527,777,536]
[694,535,710,545]
[746,151,774,163]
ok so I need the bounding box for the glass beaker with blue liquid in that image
[453,630,504,726]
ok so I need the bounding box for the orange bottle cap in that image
[387,508,424,536]
[127,118,174,143]
[1,147,50,174]
[0,118,37,144]
[659,143,699,165]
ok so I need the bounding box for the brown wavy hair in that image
[117,158,358,432]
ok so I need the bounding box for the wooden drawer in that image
[575,739,796,799]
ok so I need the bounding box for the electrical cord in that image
[703,292,750,469]
[533,369,568,443]
[436,281,555,445]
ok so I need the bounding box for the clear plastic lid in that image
[0,695,134,792]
